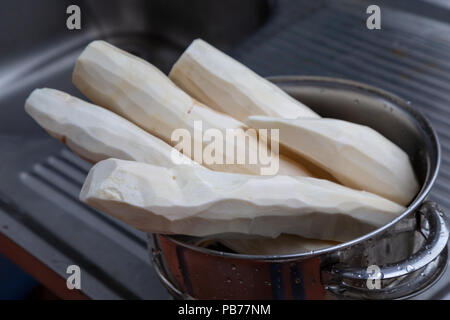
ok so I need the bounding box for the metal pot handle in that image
[328,201,448,298]
[331,201,448,280]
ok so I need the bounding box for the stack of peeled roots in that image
[25,40,419,255]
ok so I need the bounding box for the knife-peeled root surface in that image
[80,159,405,242]
[25,88,195,167]
[246,116,419,206]
[170,39,320,121]
[73,40,312,177]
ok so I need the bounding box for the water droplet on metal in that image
[226,278,232,284]
[406,265,415,272]
[264,281,272,286]
[295,278,301,284]
[231,264,237,271]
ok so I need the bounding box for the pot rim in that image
[164,76,441,261]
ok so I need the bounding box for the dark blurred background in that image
[0,0,449,299]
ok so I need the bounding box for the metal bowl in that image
[149,76,449,300]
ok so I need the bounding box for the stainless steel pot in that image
[149,77,449,300]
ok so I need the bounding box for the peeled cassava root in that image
[25,88,195,167]
[80,158,405,242]
[72,41,311,177]
[170,39,320,121]
[246,116,419,205]
[24,88,334,251]
[24,88,332,252]
[24,40,414,252]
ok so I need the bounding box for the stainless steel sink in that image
[0,0,269,299]
[0,0,269,135]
